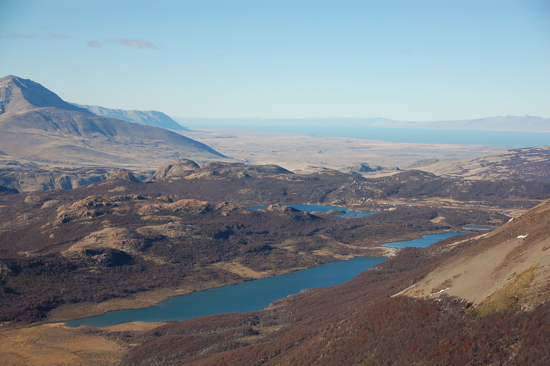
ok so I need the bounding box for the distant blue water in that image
[247,203,377,218]
[188,124,548,147]
[382,232,466,248]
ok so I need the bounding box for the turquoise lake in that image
[65,229,466,328]
[247,203,377,218]
[382,232,466,248]
[65,256,387,328]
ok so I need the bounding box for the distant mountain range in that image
[371,115,550,133]
[0,75,227,169]
[75,104,189,131]
[175,115,550,133]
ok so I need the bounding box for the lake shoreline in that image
[30,251,387,328]
[17,227,468,329]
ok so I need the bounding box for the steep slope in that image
[0,75,89,115]
[76,104,188,131]
[0,75,227,168]
[401,198,550,310]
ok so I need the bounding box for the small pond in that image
[247,203,377,218]
[382,231,466,248]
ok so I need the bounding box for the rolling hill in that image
[410,146,550,182]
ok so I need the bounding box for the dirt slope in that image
[401,199,550,310]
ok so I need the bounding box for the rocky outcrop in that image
[138,199,239,217]
[63,227,144,257]
[184,162,293,180]
[153,159,200,179]
[261,204,300,213]
[108,169,140,182]
[346,162,401,175]
[0,167,111,192]
[55,195,117,225]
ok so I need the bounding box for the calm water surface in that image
[65,256,387,328]
[247,203,377,218]
[65,231,466,328]
[382,232,466,248]
[185,124,548,147]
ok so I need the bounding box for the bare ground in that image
[0,322,163,366]
[400,201,550,308]
[178,128,504,174]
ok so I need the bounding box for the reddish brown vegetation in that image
[0,164,543,325]
[120,240,550,365]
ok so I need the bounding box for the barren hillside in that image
[0,76,227,169]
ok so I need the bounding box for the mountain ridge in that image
[0,75,228,169]
[174,115,550,133]
[0,75,90,115]
[75,103,188,131]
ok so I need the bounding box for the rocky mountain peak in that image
[108,169,141,182]
[0,75,90,115]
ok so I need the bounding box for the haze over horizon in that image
[0,0,549,122]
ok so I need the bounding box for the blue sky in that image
[0,0,549,121]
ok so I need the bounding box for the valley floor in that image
[178,128,505,174]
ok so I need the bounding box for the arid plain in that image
[178,128,506,175]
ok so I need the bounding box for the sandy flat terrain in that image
[0,322,163,366]
[179,129,505,174]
